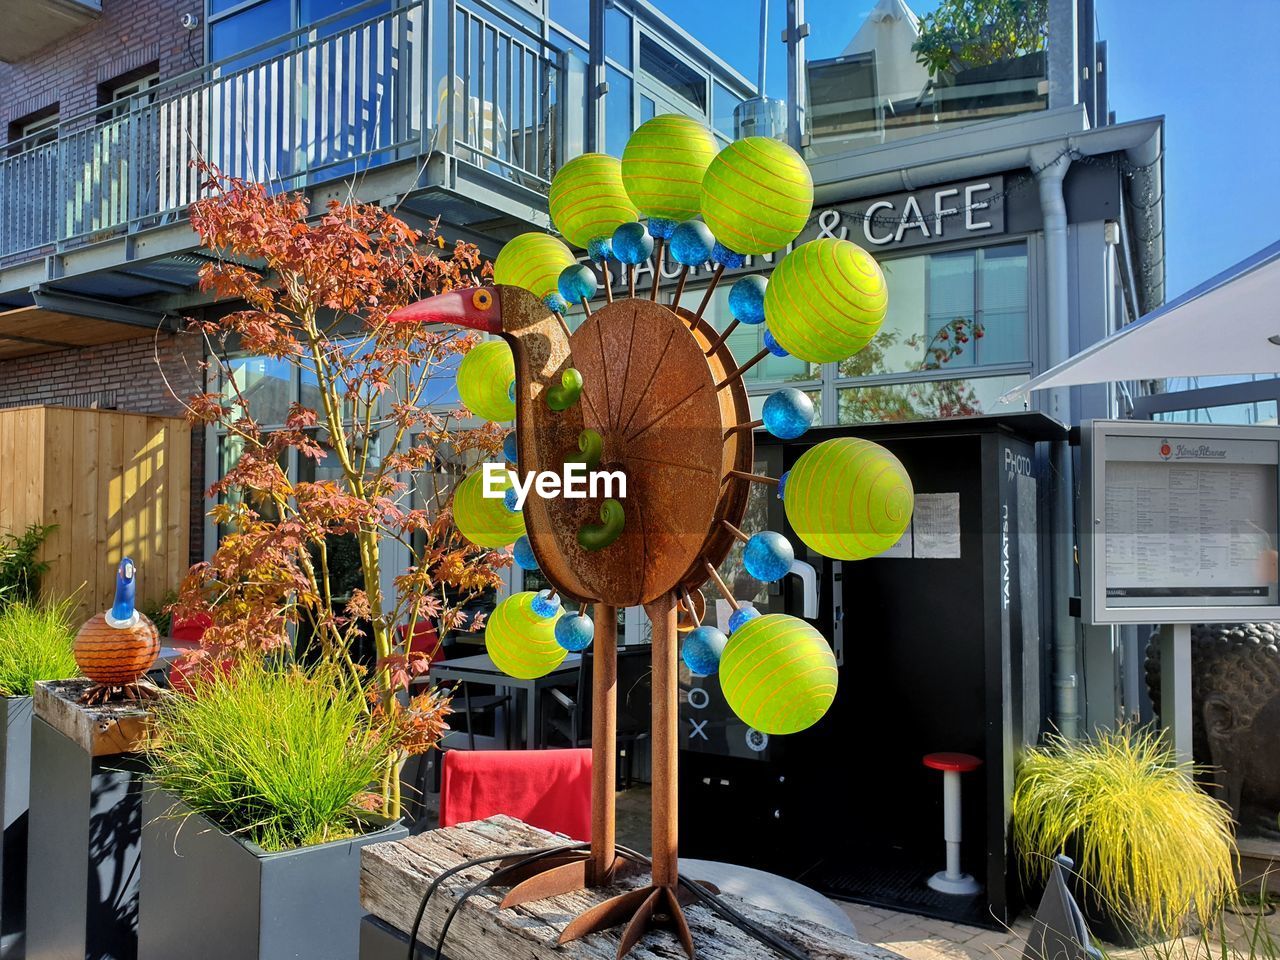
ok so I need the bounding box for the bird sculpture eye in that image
[472,289,494,310]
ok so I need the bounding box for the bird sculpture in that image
[74,557,161,704]
[392,115,915,957]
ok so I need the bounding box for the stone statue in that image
[1146,623,1280,836]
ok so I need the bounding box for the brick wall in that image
[0,0,203,144]
[0,332,208,566]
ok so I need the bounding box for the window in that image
[712,81,740,139]
[102,68,160,119]
[12,110,59,151]
[638,35,706,113]
[604,5,632,68]
[605,66,633,157]
[207,0,389,70]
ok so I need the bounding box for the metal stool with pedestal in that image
[922,752,983,896]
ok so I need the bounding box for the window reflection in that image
[837,374,1026,424]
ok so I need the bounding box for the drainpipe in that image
[1032,143,1080,740]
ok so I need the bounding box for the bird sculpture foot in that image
[492,851,638,908]
[79,679,165,706]
[558,883,698,960]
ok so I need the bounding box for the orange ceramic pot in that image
[74,613,160,686]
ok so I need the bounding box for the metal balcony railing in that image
[0,0,565,261]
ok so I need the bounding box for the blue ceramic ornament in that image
[555,611,595,652]
[728,275,768,324]
[503,432,519,465]
[712,242,746,269]
[648,217,678,240]
[682,625,729,677]
[503,487,520,513]
[513,535,539,571]
[558,264,597,305]
[611,222,653,265]
[762,388,814,440]
[777,470,790,501]
[531,589,562,619]
[669,220,714,266]
[763,328,790,357]
[728,605,761,634]
[744,530,794,583]
[543,292,569,314]
[587,237,613,261]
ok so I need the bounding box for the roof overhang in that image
[0,305,166,360]
[0,0,101,63]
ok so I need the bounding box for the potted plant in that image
[0,594,78,949]
[139,663,450,959]
[1013,725,1237,945]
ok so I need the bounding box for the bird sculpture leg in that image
[495,603,627,904]
[558,592,696,959]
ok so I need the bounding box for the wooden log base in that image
[493,852,639,908]
[559,883,697,959]
[78,679,164,706]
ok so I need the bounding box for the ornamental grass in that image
[0,597,79,697]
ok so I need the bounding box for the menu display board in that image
[1082,421,1280,624]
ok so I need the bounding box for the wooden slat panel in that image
[163,419,192,598]
[96,410,125,615]
[67,408,100,621]
[40,408,72,609]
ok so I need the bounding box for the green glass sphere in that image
[700,137,812,255]
[719,613,837,735]
[621,114,720,223]
[549,154,638,249]
[493,233,577,304]
[452,467,525,549]
[457,339,515,422]
[486,591,566,680]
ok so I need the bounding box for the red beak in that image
[388,286,502,333]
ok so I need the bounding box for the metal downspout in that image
[1032,144,1080,739]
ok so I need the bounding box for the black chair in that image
[541,643,652,787]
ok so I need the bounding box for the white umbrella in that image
[1001,239,1280,402]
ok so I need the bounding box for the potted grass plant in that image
[0,595,78,950]
[1013,725,1237,946]
[139,663,449,960]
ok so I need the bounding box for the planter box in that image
[0,696,32,958]
[139,790,407,960]
[26,681,154,960]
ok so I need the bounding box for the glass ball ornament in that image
[669,220,714,266]
[777,470,790,501]
[720,613,837,735]
[493,233,576,305]
[486,592,565,680]
[512,535,539,571]
[548,153,637,250]
[712,242,745,268]
[558,264,597,305]
[728,605,761,634]
[682,625,729,677]
[555,611,595,652]
[700,137,813,255]
[503,432,518,465]
[611,221,654,265]
[762,388,814,440]
[531,589,562,619]
[648,218,678,240]
[503,487,519,513]
[452,467,525,549]
[743,531,794,583]
[728,275,768,324]
[621,114,719,222]
[457,339,516,422]
[763,328,790,357]
[543,292,569,314]
[587,237,613,261]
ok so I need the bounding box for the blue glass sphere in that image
[682,625,729,677]
[503,487,519,513]
[507,379,516,401]
[648,217,678,240]
[728,275,768,324]
[728,605,761,634]
[542,292,569,314]
[503,431,519,465]
[762,388,815,440]
[743,531,794,583]
[555,612,595,652]
[611,222,653,265]
[712,242,746,268]
[558,263,597,304]
[531,589,562,619]
[587,236,613,261]
[776,470,789,501]
[669,220,714,266]
[512,535,539,571]
[763,328,790,357]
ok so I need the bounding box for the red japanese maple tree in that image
[168,164,507,816]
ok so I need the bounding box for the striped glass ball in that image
[682,625,729,677]
[486,592,566,680]
[452,467,526,549]
[764,238,888,363]
[728,275,768,324]
[549,153,638,249]
[493,233,577,305]
[457,339,515,422]
[611,221,653,265]
[701,137,813,255]
[783,437,913,560]
[558,263,597,305]
[669,220,714,266]
[720,613,837,735]
[621,114,720,222]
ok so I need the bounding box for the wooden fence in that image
[0,406,191,624]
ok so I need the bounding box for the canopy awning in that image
[1001,239,1280,402]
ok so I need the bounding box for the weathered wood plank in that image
[361,816,902,960]
[33,680,154,757]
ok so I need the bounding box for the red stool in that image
[923,752,983,895]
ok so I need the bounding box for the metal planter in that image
[139,790,407,960]
[0,697,32,959]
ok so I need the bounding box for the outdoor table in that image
[358,815,898,960]
[430,653,580,750]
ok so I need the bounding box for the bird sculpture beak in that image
[388,286,502,334]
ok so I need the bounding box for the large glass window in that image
[605,66,633,157]
[208,0,389,69]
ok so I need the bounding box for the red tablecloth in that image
[440,748,592,842]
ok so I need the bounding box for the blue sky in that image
[649,0,1280,304]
